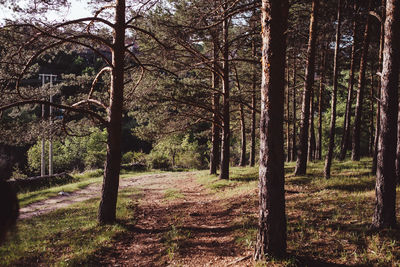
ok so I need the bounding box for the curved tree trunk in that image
[352,0,372,161]
[339,2,357,161]
[295,0,319,175]
[324,0,342,179]
[254,0,288,259]
[98,0,125,224]
[219,4,230,180]
[372,0,399,229]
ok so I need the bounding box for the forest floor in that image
[2,159,400,266]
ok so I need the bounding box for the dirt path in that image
[20,171,254,266]
[19,173,177,219]
[94,172,254,267]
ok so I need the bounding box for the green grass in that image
[163,188,184,201]
[18,170,155,208]
[0,187,142,266]
[197,158,400,266]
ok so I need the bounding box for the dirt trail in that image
[19,173,176,219]
[94,172,254,267]
[20,171,254,266]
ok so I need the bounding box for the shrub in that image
[147,152,171,170]
[27,128,107,174]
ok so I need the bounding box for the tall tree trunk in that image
[308,83,316,161]
[294,0,319,175]
[352,0,372,161]
[219,4,230,179]
[324,0,342,179]
[210,93,220,175]
[210,33,221,175]
[369,71,375,156]
[339,2,358,161]
[286,57,291,162]
[396,102,400,183]
[316,45,327,161]
[249,34,257,167]
[372,0,386,174]
[98,0,125,224]
[371,0,399,229]
[239,104,246,166]
[291,54,297,161]
[254,0,288,259]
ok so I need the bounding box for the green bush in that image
[147,152,171,170]
[121,151,135,164]
[27,128,107,174]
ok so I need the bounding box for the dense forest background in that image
[0,0,386,180]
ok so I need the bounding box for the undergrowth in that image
[0,188,142,266]
[198,158,400,266]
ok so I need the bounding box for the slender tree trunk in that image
[339,2,358,160]
[210,90,220,174]
[291,54,297,162]
[316,45,327,161]
[308,83,316,161]
[369,71,375,156]
[249,35,257,167]
[352,0,372,161]
[219,4,230,180]
[324,0,342,179]
[239,104,246,166]
[295,0,319,175]
[98,0,125,224]
[210,34,221,175]
[396,102,400,183]
[372,0,386,174]
[371,0,399,229]
[254,0,288,259]
[286,57,292,162]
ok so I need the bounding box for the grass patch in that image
[0,187,142,266]
[197,159,400,266]
[163,188,184,201]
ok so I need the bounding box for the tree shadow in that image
[325,179,375,192]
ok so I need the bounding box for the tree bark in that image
[308,82,316,161]
[219,4,230,179]
[291,54,297,162]
[210,33,221,175]
[286,57,291,162]
[396,102,400,183]
[324,0,342,179]
[339,2,357,161]
[249,35,257,167]
[295,0,319,175]
[372,0,399,229]
[98,0,125,224]
[372,0,386,174]
[254,0,288,259]
[239,103,246,166]
[369,71,375,157]
[316,44,327,161]
[352,0,372,161]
